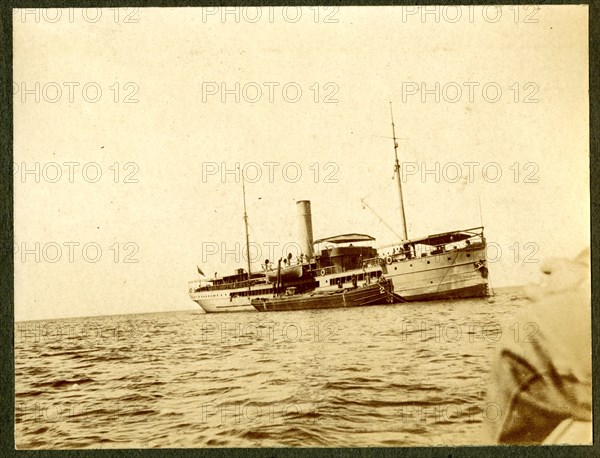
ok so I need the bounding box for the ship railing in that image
[409,235,486,258]
[262,258,315,272]
[194,278,267,292]
[363,257,385,269]
[431,235,485,254]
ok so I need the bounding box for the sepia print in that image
[13,6,590,448]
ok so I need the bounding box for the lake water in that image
[15,286,526,448]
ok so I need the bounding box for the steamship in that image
[188,105,489,312]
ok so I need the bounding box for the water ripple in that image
[15,287,524,448]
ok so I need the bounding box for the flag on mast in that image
[197,266,205,276]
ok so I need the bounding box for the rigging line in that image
[361,170,395,202]
[360,197,404,240]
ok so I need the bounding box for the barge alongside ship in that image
[252,278,395,312]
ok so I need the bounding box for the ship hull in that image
[188,276,319,313]
[401,282,488,302]
[189,286,274,313]
[385,245,489,302]
[191,297,256,313]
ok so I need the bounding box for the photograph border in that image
[2,0,597,456]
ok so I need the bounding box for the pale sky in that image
[14,6,589,321]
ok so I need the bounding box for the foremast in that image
[389,102,408,241]
[241,170,252,292]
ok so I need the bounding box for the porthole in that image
[466,254,471,258]
[427,261,430,264]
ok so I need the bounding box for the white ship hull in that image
[385,245,488,301]
[188,285,274,313]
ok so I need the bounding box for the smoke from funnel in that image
[296,200,314,259]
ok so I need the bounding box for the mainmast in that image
[241,171,252,280]
[389,102,408,241]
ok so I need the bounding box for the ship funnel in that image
[296,200,314,260]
